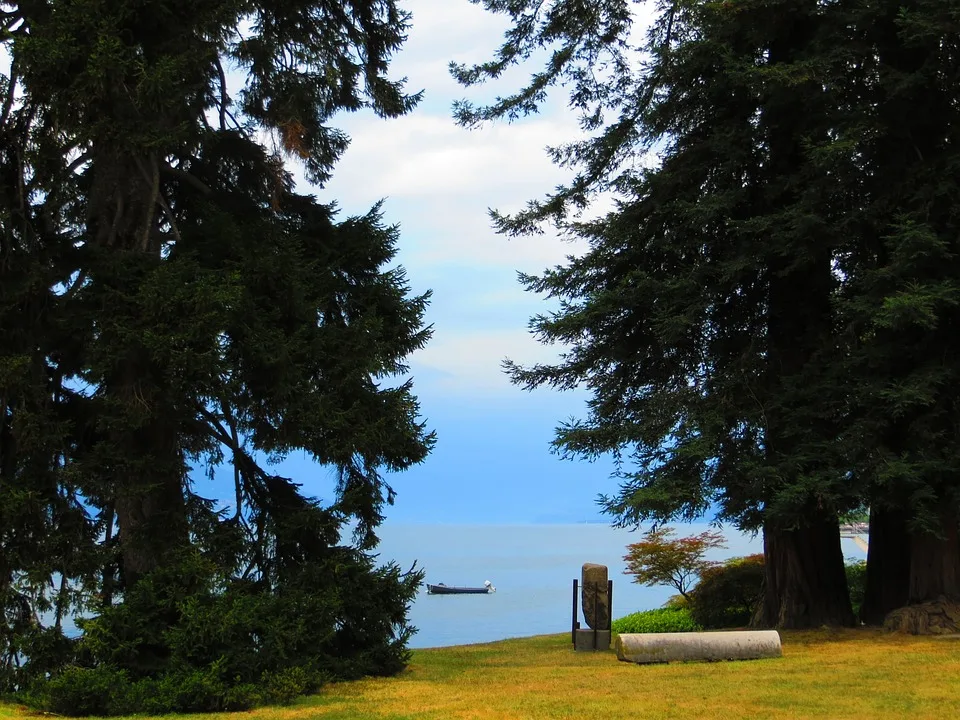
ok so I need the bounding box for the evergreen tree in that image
[452,0,869,627]
[457,0,960,626]
[834,0,960,619]
[1,0,434,710]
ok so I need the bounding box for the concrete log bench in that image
[615,630,782,664]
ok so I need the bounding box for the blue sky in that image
[217,1,657,524]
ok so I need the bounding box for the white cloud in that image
[397,0,543,93]
[411,327,563,396]
[302,0,655,402]
[322,112,579,201]
[317,110,617,275]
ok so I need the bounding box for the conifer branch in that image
[1,57,17,127]
[160,161,212,196]
[134,154,161,252]
[215,56,229,131]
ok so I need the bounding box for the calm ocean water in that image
[377,523,868,649]
[55,523,864,648]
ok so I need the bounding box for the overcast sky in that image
[228,0,658,524]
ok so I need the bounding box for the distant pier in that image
[839,522,869,552]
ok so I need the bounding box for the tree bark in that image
[754,528,781,628]
[909,506,960,603]
[110,359,188,588]
[90,146,189,588]
[860,504,910,624]
[749,6,855,629]
[755,515,855,628]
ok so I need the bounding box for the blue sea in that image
[55,523,865,647]
[376,523,867,649]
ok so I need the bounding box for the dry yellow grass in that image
[4,629,960,719]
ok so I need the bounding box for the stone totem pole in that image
[575,562,611,650]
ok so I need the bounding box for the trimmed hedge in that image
[611,607,702,634]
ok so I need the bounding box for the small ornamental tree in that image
[624,527,727,601]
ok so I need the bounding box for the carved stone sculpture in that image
[581,563,610,631]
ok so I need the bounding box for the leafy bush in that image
[611,607,701,634]
[41,666,131,717]
[220,683,263,712]
[686,555,867,628]
[24,542,422,715]
[845,560,867,620]
[663,594,689,609]
[260,666,326,706]
[689,554,765,629]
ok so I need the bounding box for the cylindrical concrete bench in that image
[616,630,782,664]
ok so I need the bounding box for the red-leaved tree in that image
[624,527,727,601]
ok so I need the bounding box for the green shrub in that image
[689,554,765,629]
[845,559,867,620]
[149,663,229,713]
[22,543,418,715]
[611,607,702,634]
[260,666,326,705]
[42,666,131,717]
[221,683,262,711]
[38,661,304,715]
[663,594,689,609]
[686,555,867,628]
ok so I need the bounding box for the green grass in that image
[3,629,960,719]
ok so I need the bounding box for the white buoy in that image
[616,630,782,664]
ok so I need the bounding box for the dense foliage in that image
[455,0,960,627]
[846,560,867,622]
[1,0,432,711]
[689,555,765,629]
[619,555,877,632]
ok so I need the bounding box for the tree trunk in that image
[90,146,189,588]
[860,504,910,624]
[754,515,855,628]
[110,360,188,588]
[909,506,960,603]
[100,503,117,608]
[750,9,854,629]
[754,529,781,628]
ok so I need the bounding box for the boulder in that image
[581,563,609,630]
[884,597,960,635]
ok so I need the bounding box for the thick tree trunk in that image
[110,360,188,588]
[115,480,187,587]
[860,504,910,624]
[750,10,854,629]
[100,503,117,608]
[91,146,189,588]
[754,515,855,628]
[754,529,781,628]
[909,507,960,603]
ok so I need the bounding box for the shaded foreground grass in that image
[4,629,960,719]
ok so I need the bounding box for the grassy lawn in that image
[3,629,960,719]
